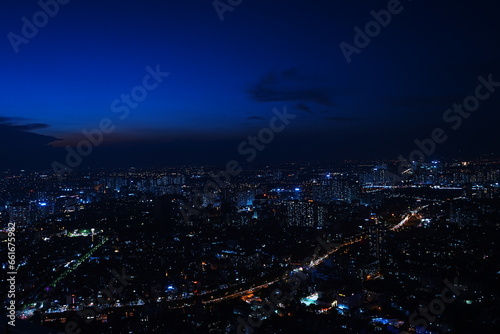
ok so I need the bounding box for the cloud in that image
[0,117,52,130]
[16,123,51,131]
[388,95,461,108]
[0,116,29,124]
[295,103,313,113]
[250,87,334,106]
[245,115,266,121]
[326,116,356,122]
[426,60,500,79]
[0,116,61,170]
[248,69,335,106]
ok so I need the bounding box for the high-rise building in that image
[310,174,359,204]
[285,200,327,228]
[236,190,255,208]
[368,216,387,268]
[9,202,30,226]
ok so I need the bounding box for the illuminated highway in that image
[180,236,367,307]
[390,196,464,231]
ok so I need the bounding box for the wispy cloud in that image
[387,95,461,108]
[0,116,52,133]
[245,115,266,121]
[295,103,313,113]
[326,116,356,122]
[248,69,335,106]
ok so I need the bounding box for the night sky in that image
[1,0,500,170]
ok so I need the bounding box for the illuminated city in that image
[1,0,500,333]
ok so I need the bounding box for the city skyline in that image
[1,159,500,333]
[1,1,500,334]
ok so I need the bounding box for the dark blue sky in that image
[1,0,500,170]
